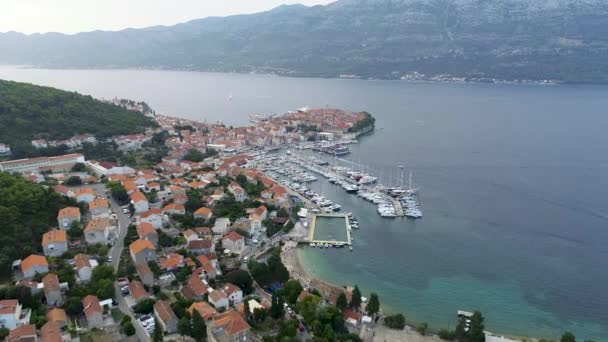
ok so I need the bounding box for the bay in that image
[1,66,607,339]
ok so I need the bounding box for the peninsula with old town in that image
[0,80,575,342]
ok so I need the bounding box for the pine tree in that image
[152,318,164,342]
[350,285,362,310]
[560,332,576,342]
[336,292,348,311]
[270,291,285,319]
[468,311,485,342]
[367,293,380,315]
[191,310,207,342]
[177,316,191,338]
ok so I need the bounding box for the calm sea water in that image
[1,66,608,340]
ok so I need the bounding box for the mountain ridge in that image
[1,0,608,83]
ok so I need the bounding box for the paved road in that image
[90,184,150,342]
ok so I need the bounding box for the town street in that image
[91,184,150,342]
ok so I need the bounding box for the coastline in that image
[283,243,451,342]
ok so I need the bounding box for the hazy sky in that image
[0,0,335,34]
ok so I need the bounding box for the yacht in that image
[334,146,350,156]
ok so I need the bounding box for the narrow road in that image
[91,184,150,342]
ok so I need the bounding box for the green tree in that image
[153,318,164,342]
[336,292,348,311]
[349,285,362,310]
[177,316,191,337]
[468,311,486,342]
[67,221,82,238]
[297,295,320,325]
[122,322,136,336]
[417,322,428,336]
[253,308,267,323]
[455,316,468,341]
[367,293,380,316]
[270,291,285,319]
[561,332,576,342]
[283,279,303,305]
[133,299,156,314]
[71,162,87,172]
[384,314,405,330]
[64,297,83,315]
[65,176,82,186]
[224,270,253,295]
[94,279,114,299]
[236,174,248,186]
[191,310,207,342]
[438,329,456,341]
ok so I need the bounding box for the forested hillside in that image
[1,0,608,82]
[0,173,77,277]
[0,79,155,155]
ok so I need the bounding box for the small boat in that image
[349,246,353,251]
[310,242,316,247]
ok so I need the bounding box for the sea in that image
[1,66,607,340]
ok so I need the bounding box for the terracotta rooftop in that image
[82,295,102,318]
[137,223,157,239]
[154,300,177,325]
[41,321,62,342]
[0,299,19,315]
[74,253,91,270]
[46,308,67,323]
[130,191,147,203]
[223,231,244,242]
[129,239,155,254]
[42,273,61,292]
[85,217,110,232]
[20,254,48,273]
[57,206,80,219]
[7,324,36,342]
[188,301,217,320]
[42,229,67,245]
[212,310,251,337]
[129,280,149,301]
[89,197,109,210]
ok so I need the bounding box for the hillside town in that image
[0,107,414,342]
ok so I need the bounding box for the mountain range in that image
[1,0,608,83]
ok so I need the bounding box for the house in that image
[146,182,161,192]
[46,308,68,328]
[211,310,251,342]
[211,189,225,201]
[249,205,268,232]
[221,283,243,306]
[57,207,80,230]
[228,182,246,202]
[129,280,149,303]
[196,256,218,279]
[183,229,200,243]
[208,289,229,310]
[159,253,184,272]
[222,232,245,254]
[193,207,213,221]
[343,309,362,327]
[173,193,188,206]
[162,203,185,216]
[138,208,164,229]
[188,239,212,256]
[130,191,149,213]
[41,321,63,342]
[82,295,103,328]
[153,300,178,334]
[196,227,213,238]
[20,255,49,279]
[136,263,154,287]
[137,223,158,245]
[6,324,37,342]
[74,254,93,283]
[42,230,68,257]
[89,197,110,217]
[232,218,252,236]
[53,185,73,198]
[213,218,230,235]
[0,300,30,330]
[74,187,95,203]
[129,239,156,264]
[84,218,111,245]
[187,301,217,320]
[42,274,63,307]
[181,271,208,301]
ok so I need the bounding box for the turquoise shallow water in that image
[1,66,607,340]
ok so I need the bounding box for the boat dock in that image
[391,197,404,216]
